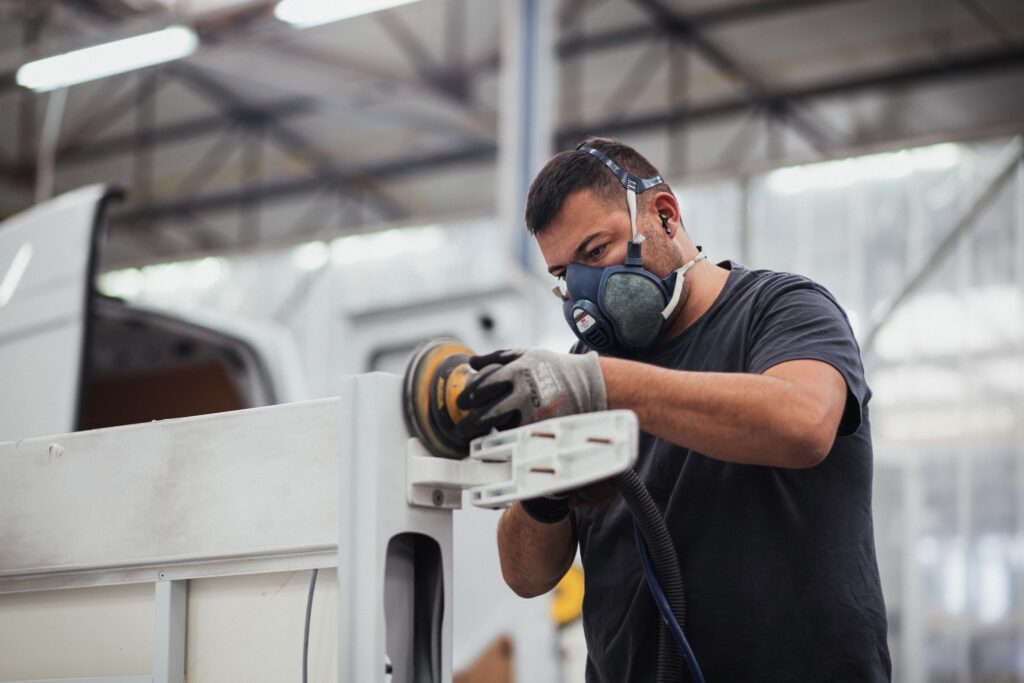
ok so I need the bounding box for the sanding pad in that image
[402,338,475,459]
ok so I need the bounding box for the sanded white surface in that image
[0,582,153,680]
[0,571,341,683]
[0,398,340,591]
[186,571,339,683]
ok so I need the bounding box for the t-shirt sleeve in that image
[747,285,868,436]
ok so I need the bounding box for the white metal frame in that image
[4,580,186,683]
[0,373,638,683]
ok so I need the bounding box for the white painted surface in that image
[0,398,340,590]
[0,571,341,683]
[0,374,600,681]
[336,373,453,683]
[0,583,153,680]
[186,571,339,683]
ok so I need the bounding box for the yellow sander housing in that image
[402,338,477,460]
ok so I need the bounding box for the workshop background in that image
[1,0,1023,681]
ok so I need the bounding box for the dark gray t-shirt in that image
[573,262,891,682]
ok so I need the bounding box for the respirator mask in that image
[553,145,707,355]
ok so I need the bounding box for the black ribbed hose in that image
[613,469,688,683]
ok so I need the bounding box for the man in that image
[457,137,891,682]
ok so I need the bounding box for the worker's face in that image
[537,189,683,286]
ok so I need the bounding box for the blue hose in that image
[634,523,706,683]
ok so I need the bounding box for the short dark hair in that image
[524,136,670,235]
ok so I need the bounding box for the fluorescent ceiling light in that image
[330,225,443,265]
[97,256,226,298]
[766,143,961,195]
[291,241,330,271]
[275,0,420,28]
[16,25,198,92]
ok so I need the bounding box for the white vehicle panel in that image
[0,184,111,442]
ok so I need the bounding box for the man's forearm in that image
[497,502,576,598]
[600,356,843,468]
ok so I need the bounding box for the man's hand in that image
[455,348,607,440]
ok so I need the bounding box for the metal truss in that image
[114,139,497,225]
[631,0,837,155]
[3,0,1024,250]
[110,38,1024,230]
[556,42,1024,145]
[862,139,1024,357]
[165,62,409,220]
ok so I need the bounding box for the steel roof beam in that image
[87,41,1024,226]
[0,94,312,189]
[167,62,408,221]
[690,0,866,28]
[631,0,836,153]
[3,42,1022,188]
[69,97,313,164]
[112,141,496,225]
[1,0,861,99]
[557,0,867,59]
[558,43,1024,145]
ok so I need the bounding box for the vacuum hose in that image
[613,469,688,683]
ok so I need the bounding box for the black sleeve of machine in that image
[746,280,869,436]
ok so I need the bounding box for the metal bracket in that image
[406,437,507,509]
[407,410,639,510]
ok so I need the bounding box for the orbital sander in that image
[402,338,478,460]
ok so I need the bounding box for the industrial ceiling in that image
[0,0,1022,266]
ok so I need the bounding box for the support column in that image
[902,458,923,683]
[336,374,453,683]
[34,87,67,203]
[1013,157,1024,678]
[738,175,751,264]
[497,0,556,274]
[496,6,560,678]
[134,73,158,206]
[152,579,186,683]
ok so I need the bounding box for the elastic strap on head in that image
[660,247,707,319]
[576,144,662,245]
[625,180,642,243]
[575,144,664,192]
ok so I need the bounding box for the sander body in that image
[402,339,478,460]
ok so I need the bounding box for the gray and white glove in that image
[455,348,607,441]
[456,348,610,524]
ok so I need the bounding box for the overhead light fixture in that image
[16,25,198,92]
[291,241,330,271]
[330,225,443,265]
[274,0,420,28]
[766,143,961,195]
[97,256,227,298]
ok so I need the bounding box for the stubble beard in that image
[638,218,691,340]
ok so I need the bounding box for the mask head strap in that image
[576,144,664,255]
[660,246,707,319]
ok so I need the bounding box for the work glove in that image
[455,348,608,439]
[456,348,609,524]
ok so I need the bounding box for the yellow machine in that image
[402,338,478,460]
